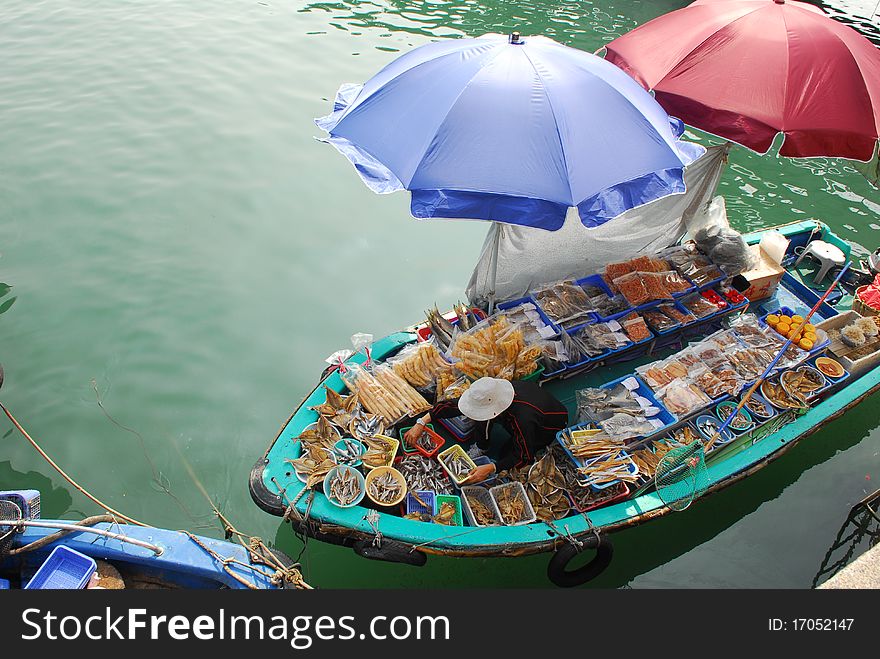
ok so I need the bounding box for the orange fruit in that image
[803,331,817,342]
[776,323,791,335]
[804,323,815,333]
[766,314,780,326]
[798,338,814,350]
[791,315,805,324]
[779,315,792,324]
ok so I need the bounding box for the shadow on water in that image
[811,488,880,587]
[271,392,880,588]
[0,461,73,518]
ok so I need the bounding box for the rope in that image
[3,398,311,588]
[0,401,147,526]
[184,532,312,590]
[91,379,202,524]
[364,509,383,548]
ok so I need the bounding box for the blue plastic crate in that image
[602,374,677,428]
[25,546,96,590]
[0,578,9,590]
[497,296,561,336]
[576,274,669,321]
[404,490,436,517]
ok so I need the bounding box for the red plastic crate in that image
[412,427,445,459]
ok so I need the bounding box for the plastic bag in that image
[613,272,674,306]
[691,197,755,276]
[680,293,718,319]
[436,371,471,402]
[621,313,652,342]
[387,341,450,389]
[657,303,696,326]
[590,293,629,318]
[656,379,711,418]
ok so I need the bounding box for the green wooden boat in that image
[249,220,880,586]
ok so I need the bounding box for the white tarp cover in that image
[466,144,730,306]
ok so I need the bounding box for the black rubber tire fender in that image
[352,539,427,567]
[547,534,613,588]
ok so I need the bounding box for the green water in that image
[1,0,878,588]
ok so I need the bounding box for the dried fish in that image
[780,366,824,402]
[334,437,364,466]
[367,471,404,504]
[349,411,386,441]
[397,455,454,494]
[328,466,362,506]
[465,491,498,526]
[433,501,458,525]
[441,454,475,481]
[493,485,528,525]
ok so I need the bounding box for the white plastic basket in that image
[461,485,502,527]
[489,482,537,526]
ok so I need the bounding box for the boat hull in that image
[3,522,293,589]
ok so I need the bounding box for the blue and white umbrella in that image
[317,33,704,231]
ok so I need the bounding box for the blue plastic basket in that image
[25,546,97,590]
[0,578,9,590]
[575,274,660,321]
[404,490,436,517]
[497,296,561,336]
[602,374,677,428]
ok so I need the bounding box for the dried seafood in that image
[397,455,454,494]
[327,466,362,506]
[367,470,405,504]
[493,485,529,525]
[433,501,458,526]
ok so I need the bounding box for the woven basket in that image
[853,286,880,317]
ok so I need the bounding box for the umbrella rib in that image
[520,46,574,205]
[821,23,880,141]
[658,6,765,88]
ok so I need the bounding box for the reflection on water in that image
[299,0,689,47]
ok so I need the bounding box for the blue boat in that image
[249,220,880,586]
[1,490,303,589]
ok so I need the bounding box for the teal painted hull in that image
[249,221,879,558]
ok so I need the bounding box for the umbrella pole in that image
[487,222,502,315]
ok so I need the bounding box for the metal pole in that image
[13,520,164,555]
[487,222,502,315]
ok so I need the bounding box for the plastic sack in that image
[691,198,755,276]
[643,309,680,333]
[387,341,449,389]
[657,303,696,326]
[680,293,718,319]
[436,370,470,402]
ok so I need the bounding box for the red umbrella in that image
[604,0,880,160]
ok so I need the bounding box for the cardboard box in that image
[741,244,785,301]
